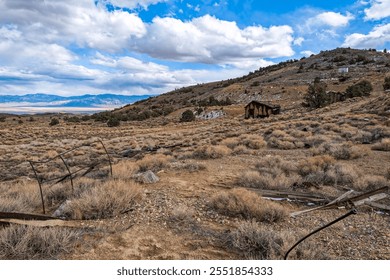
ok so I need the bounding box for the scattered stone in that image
[52,200,72,219]
[133,170,160,184]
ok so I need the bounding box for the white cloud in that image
[343,23,390,48]
[364,0,390,20]
[134,15,295,64]
[91,53,169,72]
[0,1,297,96]
[308,12,354,28]
[300,50,316,57]
[293,37,305,46]
[105,0,168,10]
[0,0,146,52]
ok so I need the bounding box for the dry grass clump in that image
[0,181,41,212]
[192,145,231,159]
[169,161,206,172]
[224,217,329,260]
[220,137,240,149]
[255,155,297,176]
[239,134,267,150]
[303,135,330,147]
[352,130,373,144]
[137,154,173,172]
[237,170,300,190]
[45,183,72,207]
[168,205,195,226]
[354,175,388,191]
[298,155,335,177]
[299,155,359,187]
[58,179,142,220]
[112,160,138,179]
[210,188,287,223]
[0,225,80,260]
[266,130,304,150]
[371,138,390,151]
[226,221,284,259]
[236,156,300,190]
[312,143,369,160]
[232,144,251,155]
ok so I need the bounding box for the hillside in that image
[0,47,389,261]
[109,48,390,120]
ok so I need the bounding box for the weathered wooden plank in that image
[347,186,389,204]
[290,186,389,217]
[364,201,390,211]
[290,190,354,217]
[353,193,388,206]
[247,188,331,203]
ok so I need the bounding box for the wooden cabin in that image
[245,101,281,119]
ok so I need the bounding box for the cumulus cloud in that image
[91,52,169,72]
[343,23,390,48]
[307,12,354,28]
[0,0,297,96]
[0,0,146,52]
[364,0,390,20]
[134,15,295,64]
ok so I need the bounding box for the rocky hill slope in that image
[122,48,389,111]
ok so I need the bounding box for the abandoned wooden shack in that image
[245,101,281,119]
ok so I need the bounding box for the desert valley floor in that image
[0,94,389,260]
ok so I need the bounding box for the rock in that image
[52,200,72,219]
[134,170,160,184]
[122,148,142,158]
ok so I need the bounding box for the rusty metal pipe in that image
[28,161,46,214]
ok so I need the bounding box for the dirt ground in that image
[0,96,389,260]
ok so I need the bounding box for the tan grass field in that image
[0,93,389,260]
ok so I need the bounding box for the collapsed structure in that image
[245,100,281,119]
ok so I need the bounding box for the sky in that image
[0,0,390,96]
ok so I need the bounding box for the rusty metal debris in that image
[27,139,112,214]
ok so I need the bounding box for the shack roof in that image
[245,100,281,109]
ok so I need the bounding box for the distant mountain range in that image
[0,93,153,108]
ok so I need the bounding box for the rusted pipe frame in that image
[59,155,74,194]
[28,161,46,214]
[41,163,100,184]
[284,208,357,260]
[29,140,103,164]
[99,139,112,176]
[29,145,82,164]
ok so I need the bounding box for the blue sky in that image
[0,0,390,96]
